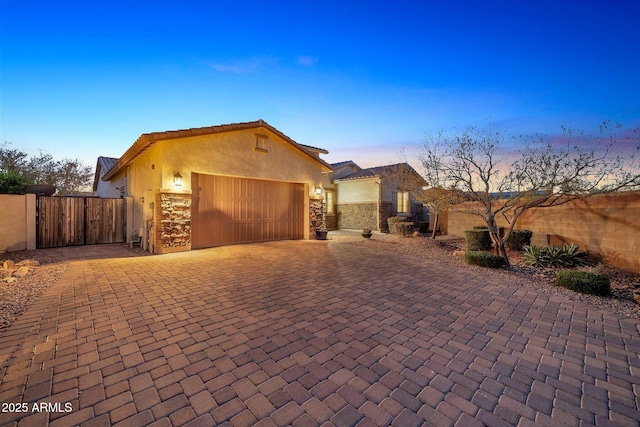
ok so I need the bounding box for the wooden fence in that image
[37,197,125,248]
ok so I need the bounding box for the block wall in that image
[0,194,36,252]
[445,192,640,272]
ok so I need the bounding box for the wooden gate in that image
[37,197,125,248]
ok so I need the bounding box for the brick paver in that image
[0,232,639,426]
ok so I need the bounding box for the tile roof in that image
[336,163,421,181]
[93,156,120,191]
[298,143,329,154]
[330,160,360,168]
[98,156,119,171]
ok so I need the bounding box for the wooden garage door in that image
[191,173,305,249]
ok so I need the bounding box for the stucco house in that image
[323,161,425,232]
[94,120,331,253]
[95,120,426,253]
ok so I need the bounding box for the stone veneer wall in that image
[156,193,191,252]
[337,203,378,230]
[326,215,338,230]
[378,202,393,232]
[309,198,323,236]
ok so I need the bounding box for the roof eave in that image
[102,120,332,181]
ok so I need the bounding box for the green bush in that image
[523,244,589,268]
[418,221,429,233]
[398,222,415,236]
[556,270,610,296]
[0,171,30,194]
[464,251,506,268]
[464,229,492,251]
[472,225,489,230]
[387,216,408,235]
[506,230,533,250]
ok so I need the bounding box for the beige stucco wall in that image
[0,194,36,252]
[110,143,162,250]
[379,177,397,203]
[445,192,640,273]
[122,128,326,251]
[336,178,380,203]
[159,129,324,191]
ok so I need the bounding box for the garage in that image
[191,173,305,249]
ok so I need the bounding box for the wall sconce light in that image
[174,172,183,187]
[315,186,322,195]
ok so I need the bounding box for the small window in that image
[397,191,410,214]
[326,190,335,215]
[254,134,268,152]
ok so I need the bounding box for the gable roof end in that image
[93,156,119,192]
[102,119,332,181]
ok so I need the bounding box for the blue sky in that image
[1,0,639,169]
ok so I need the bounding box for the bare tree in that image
[418,186,466,239]
[418,121,640,267]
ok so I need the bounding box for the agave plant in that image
[523,245,546,267]
[562,243,589,266]
[523,243,590,268]
[543,245,569,267]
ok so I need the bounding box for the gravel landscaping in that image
[352,232,640,319]
[0,251,69,335]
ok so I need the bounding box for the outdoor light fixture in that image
[315,186,322,195]
[174,172,183,187]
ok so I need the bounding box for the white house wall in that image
[96,168,127,198]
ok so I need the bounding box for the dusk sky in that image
[1,0,639,170]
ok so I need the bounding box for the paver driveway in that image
[0,234,639,427]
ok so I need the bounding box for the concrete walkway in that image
[0,234,639,426]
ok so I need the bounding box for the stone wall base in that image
[337,203,378,230]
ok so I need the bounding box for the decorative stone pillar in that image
[309,197,324,235]
[155,192,191,254]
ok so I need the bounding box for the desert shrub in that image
[522,245,545,267]
[464,229,492,251]
[472,225,507,239]
[398,222,415,236]
[556,270,610,296]
[464,251,506,268]
[387,216,408,235]
[523,244,589,268]
[506,230,533,250]
[578,263,605,275]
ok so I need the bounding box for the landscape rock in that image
[452,250,465,257]
[12,266,30,278]
[0,252,69,336]
[16,260,40,267]
[3,260,15,269]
